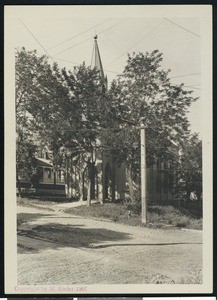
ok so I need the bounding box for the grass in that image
[17,213,47,227]
[177,269,202,284]
[148,205,202,230]
[17,196,202,230]
[17,196,69,210]
[65,202,202,230]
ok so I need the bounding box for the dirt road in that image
[17,203,202,285]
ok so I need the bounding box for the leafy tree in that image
[61,64,108,203]
[16,48,106,202]
[16,47,200,208]
[15,48,70,191]
[176,133,202,206]
[103,50,198,203]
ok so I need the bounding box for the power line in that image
[55,57,80,65]
[55,57,119,74]
[53,18,129,57]
[56,57,201,83]
[98,18,129,35]
[106,20,164,68]
[105,69,119,74]
[170,72,200,79]
[53,36,93,56]
[58,128,121,132]
[47,18,111,51]
[147,167,202,172]
[18,18,54,62]
[183,85,201,90]
[164,18,200,38]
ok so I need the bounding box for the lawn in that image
[65,202,202,230]
[17,196,202,230]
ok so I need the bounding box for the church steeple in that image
[91,35,107,90]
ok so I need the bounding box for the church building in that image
[67,35,127,203]
[17,36,177,205]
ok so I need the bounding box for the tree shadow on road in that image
[89,242,202,249]
[17,213,52,226]
[18,223,132,254]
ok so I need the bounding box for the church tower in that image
[90,35,126,202]
[91,35,108,90]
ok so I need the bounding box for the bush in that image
[147,205,202,230]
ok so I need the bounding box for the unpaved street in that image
[17,202,202,285]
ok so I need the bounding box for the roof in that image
[91,35,106,81]
[35,157,53,167]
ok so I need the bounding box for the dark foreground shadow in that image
[18,223,131,254]
[89,242,203,249]
[17,213,52,226]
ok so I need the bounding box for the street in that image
[17,202,202,285]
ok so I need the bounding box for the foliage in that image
[15,47,63,184]
[15,48,107,200]
[174,133,202,204]
[16,47,201,205]
[65,202,202,230]
[102,51,198,202]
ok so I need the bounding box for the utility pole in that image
[140,122,147,224]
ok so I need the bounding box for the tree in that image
[16,48,107,202]
[103,50,198,204]
[176,133,202,206]
[15,48,70,190]
[61,63,108,203]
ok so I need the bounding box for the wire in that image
[18,18,54,62]
[147,168,202,172]
[55,57,201,87]
[183,85,201,90]
[164,18,200,38]
[59,128,121,132]
[98,18,129,35]
[55,57,80,65]
[55,57,119,74]
[170,72,200,79]
[53,18,129,57]
[105,69,119,74]
[186,84,201,87]
[53,36,93,56]
[106,20,164,68]
[47,18,112,51]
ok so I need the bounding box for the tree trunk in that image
[78,170,83,201]
[16,173,22,197]
[86,176,91,206]
[54,170,56,189]
[126,166,135,203]
[87,163,97,206]
[86,163,92,206]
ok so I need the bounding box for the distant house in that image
[35,157,65,196]
[17,156,65,196]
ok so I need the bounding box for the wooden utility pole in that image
[140,123,147,224]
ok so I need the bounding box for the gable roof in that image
[35,157,53,167]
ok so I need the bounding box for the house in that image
[35,156,65,196]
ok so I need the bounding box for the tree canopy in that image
[16,47,201,204]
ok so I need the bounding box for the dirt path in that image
[17,203,202,285]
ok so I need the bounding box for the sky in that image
[9,6,202,135]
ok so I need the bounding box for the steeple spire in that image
[91,35,107,89]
